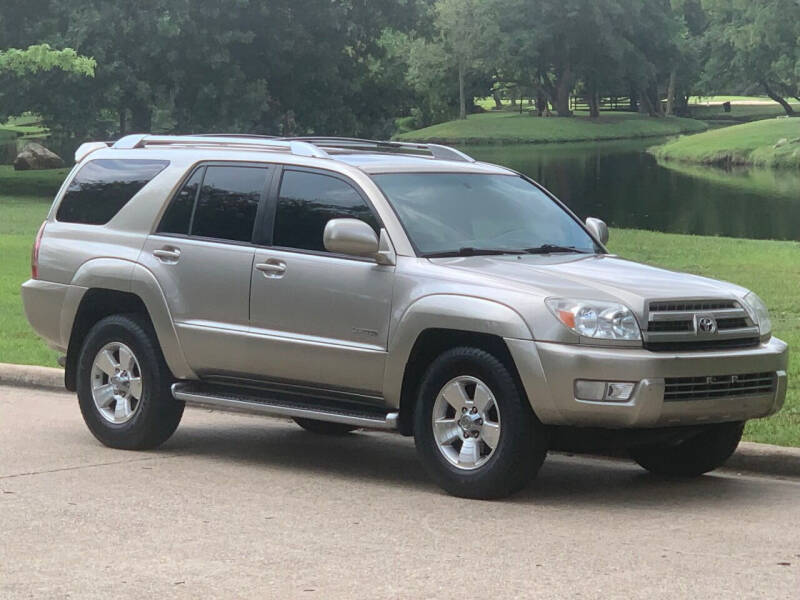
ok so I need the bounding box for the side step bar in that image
[171,383,399,430]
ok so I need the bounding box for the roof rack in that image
[93,134,475,164]
[278,137,475,163]
[111,134,328,158]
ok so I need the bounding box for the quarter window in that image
[56,159,169,225]
[158,167,203,235]
[273,170,379,252]
[188,165,268,242]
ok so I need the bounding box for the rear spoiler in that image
[74,141,110,163]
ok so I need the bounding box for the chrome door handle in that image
[153,247,181,262]
[255,261,287,278]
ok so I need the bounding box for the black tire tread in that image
[76,313,184,450]
[629,421,744,477]
[414,346,547,499]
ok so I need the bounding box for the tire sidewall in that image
[414,347,544,498]
[76,316,171,448]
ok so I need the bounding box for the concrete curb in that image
[0,363,64,390]
[1,361,798,479]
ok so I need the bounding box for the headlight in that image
[546,298,641,341]
[742,292,772,336]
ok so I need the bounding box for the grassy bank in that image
[396,111,708,145]
[651,118,800,168]
[0,170,797,445]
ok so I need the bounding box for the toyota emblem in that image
[696,315,717,334]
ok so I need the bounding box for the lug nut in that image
[470,407,478,414]
[476,418,483,426]
[461,407,468,414]
[473,431,480,438]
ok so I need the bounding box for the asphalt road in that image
[2,384,799,599]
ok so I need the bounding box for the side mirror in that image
[323,218,380,258]
[585,217,609,245]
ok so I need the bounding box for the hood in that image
[429,253,748,316]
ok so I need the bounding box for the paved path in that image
[1,385,798,599]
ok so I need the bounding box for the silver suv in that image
[22,135,789,499]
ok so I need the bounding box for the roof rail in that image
[111,134,330,159]
[105,134,475,163]
[280,137,476,163]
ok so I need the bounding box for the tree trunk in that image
[119,108,128,136]
[553,66,573,116]
[130,104,152,132]
[666,69,676,116]
[536,93,547,117]
[492,90,503,109]
[760,79,795,116]
[458,61,466,120]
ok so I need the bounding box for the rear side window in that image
[56,159,168,224]
[190,166,268,242]
[158,167,203,235]
[273,170,379,252]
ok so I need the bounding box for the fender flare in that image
[69,258,196,380]
[383,294,533,408]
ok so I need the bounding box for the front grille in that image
[645,338,760,352]
[649,300,737,312]
[664,372,776,401]
[644,298,759,351]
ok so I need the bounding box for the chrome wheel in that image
[90,342,143,424]
[432,375,501,470]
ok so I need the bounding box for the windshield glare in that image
[371,173,598,256]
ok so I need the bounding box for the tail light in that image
[31,221,46,280]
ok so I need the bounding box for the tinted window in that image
[372,173,597,256]
[274,170,379,252]
[158,167,203,235]
[56,159,169,224]
[190,166,267,242]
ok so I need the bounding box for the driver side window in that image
[273,170,379,252]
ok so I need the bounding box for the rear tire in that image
[76,314,184,450]
[629,422,744,477]
[413,346,547,499]
[293,418,357,435]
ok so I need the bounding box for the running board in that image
[171,382,399,430]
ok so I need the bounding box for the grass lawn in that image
[396,110,708,145]
[650,117,800,168]
[0,169,797,445]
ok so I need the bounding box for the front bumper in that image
[506,336,788,428]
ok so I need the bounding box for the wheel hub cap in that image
[90,342,143,424]
[432,375,501,471]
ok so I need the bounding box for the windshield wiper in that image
[423,247,525,258]
[523,244,593,255]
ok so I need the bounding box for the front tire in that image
[76,314,184,450]
[629,422,744,477]
[414,347,548,499]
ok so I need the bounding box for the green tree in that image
[433,0,498,119]
[702,0,799,115]
[0,44,95,76]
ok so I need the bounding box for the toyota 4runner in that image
[22,135,789,499]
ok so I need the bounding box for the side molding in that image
[383,294,533,408]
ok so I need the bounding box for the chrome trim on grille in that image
[643,298,759,351]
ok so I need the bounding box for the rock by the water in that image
[13,143,65,171]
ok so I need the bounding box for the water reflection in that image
[466,140,800,241]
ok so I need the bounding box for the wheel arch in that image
[385,295,534,436]
[65,261,195,391]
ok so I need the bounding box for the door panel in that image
[141,235,255,374]
[247,249,394,393]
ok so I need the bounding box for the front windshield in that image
[371,173,599,257]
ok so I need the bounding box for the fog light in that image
[605,382,635,401]
[575,380,636,402]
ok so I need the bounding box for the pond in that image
[466,140,800,241]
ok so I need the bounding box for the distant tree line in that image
[0,0,797,145]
